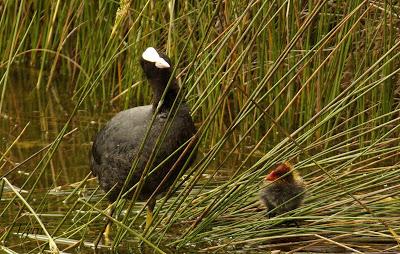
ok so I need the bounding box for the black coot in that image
[90,47,197,228]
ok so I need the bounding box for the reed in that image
[0,0,399,253]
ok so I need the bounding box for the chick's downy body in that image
[260,162,305,217]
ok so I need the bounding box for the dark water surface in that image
[0,68,112,252]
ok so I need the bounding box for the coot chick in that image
[260,162,305,218]
[90,47,197,229]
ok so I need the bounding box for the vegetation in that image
[1,0,399,253]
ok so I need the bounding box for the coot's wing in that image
[90,106,152,177]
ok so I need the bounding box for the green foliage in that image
[0,0,400,253]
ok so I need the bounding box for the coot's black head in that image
[140,47,173,82]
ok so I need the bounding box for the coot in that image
[90,47,197,229]
[260,162,305,218]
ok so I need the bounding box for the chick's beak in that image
[265,172,275,181]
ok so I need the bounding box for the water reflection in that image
[1,68,104,188]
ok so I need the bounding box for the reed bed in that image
[1,0,400,253]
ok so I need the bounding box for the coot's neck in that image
[149,77,180,111]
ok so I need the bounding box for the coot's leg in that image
[104,203,113,244]
[145,197,156,229]
[283,219,300,227]
[267,208,276,218]
[94,203,114,248]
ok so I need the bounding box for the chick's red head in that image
[265,162,292,181]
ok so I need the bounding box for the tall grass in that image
[1,0,400,253]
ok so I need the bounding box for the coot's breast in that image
[91,105,152,165]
